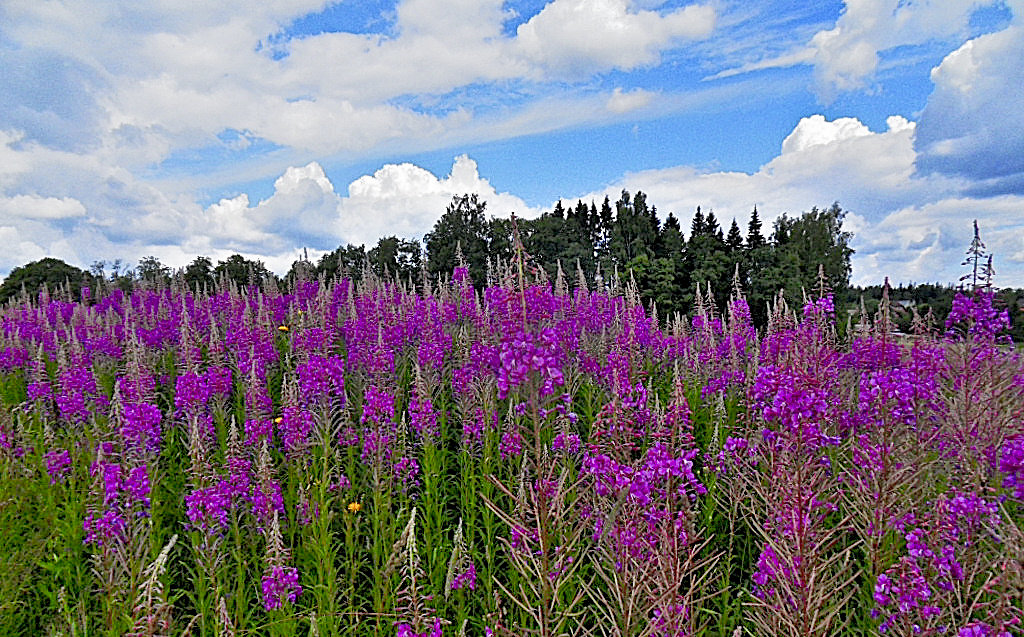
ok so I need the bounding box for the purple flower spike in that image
[261,565,302,611]
[45,449,72,484]
[121,402,163,455]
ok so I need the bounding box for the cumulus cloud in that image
[201,162,343,252]
[808,0,1006,101]
[0,0,722,200]
[914,25,1024,194]
[713,0,1008,102]
[0,195,86,220]
[197,154,539,262]
[597,114,926,227]
[515,0,715,76]
[780,114,871,153]
[341,155,539,246]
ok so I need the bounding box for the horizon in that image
[1,1,1022,287]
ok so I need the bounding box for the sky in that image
[1,0,1023,287]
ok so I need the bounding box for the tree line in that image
[2,192,1020,338]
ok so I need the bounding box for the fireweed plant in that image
[0,262,1021,637]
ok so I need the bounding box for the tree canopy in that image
[0,257,91,305]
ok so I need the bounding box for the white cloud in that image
[707,47,815,81]
[915,25,1024,194]
[606,87,656,114]
[197,154,540,262]
[597,114,925,226]
[0,194,86,220]
[339,154,539,246]
[780,114,872,154]
[0,226,48,266]
[0,151,540,277]
[712,0,1006,102]
[515,0,715,76]
[808,0,997,101]
[0,0,720,184]
[396,0,507,39]
[0,130,32,188]
[857,196,1024,284]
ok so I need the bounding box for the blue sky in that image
[1,0,1022,286]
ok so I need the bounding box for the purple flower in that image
[296,355,345,406]
[408,394,440,442]
[261,565,302,611]
[874,573,892,606]
[56,365,105,425]
[496,329,565,399]
[121,402,162,455]
[361,385,396,426]
[185,482,232,535]
[244,417,275,447]
[83,508,127,547]
[250,479,285,531]
[499,430,523,460]
[450,561,476,591]
[945,290,1011,341]
[206,366,233,398]
[26,380,53,403]
[552,431,581,454]
[93,461,122,506]
[278,406,314,455]
[395,618,442,637]
[999,435,1024,499]
[393,455,421,490]
[45,449,72,484]
[124,465,152,510]
[174,371,211,417]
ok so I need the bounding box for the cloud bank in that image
[0,152,537,275]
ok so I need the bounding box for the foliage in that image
[424,194,492,285]
[214,254,274,289]
[0,257,91,304]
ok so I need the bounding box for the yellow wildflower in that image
[347,502,362,513]
[278,325,289,332]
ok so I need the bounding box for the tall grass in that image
[0,267,1020,636]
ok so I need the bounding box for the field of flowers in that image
[0,263,1021,637]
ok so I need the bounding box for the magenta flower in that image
[121,402,162,455]
[185,482,232,535]
[261,565,302,611]
[450,561,477,591]
[45,449,72,484]
[395,618,442,637]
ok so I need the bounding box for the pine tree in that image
[959,219,994,291]
[746,206,765,250]
[690,206,706,237]
[705,210,723,241]
[725,218,744,252]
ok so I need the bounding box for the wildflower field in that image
[0,264,1021,637]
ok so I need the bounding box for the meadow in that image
[0,260,1021,636]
